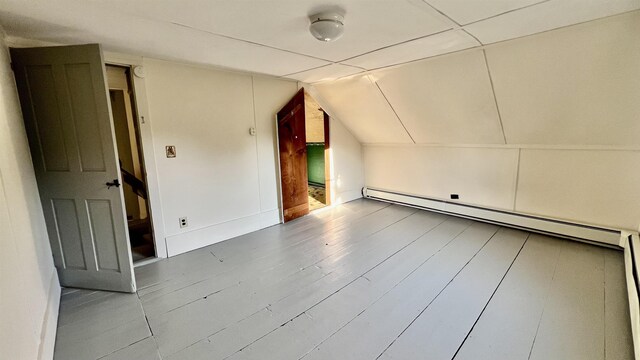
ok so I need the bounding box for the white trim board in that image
[38,271,60,360]
[165,209,280,257]
[363,187,622,248]
[104,53,168,258]
[625,234,640,360]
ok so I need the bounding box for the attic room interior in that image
[0,1,639,359]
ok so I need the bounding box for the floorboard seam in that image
[374,226,501,360]
[451,232,531,359]
[221,213,444,359]
[94,336,154,360]
[297,220,472,360]
[136,291,157,342]
[156,208,419,355]
[141,205,401,313]
[527,241,565,360]
[137,202,388,296]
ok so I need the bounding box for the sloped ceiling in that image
[0,0,637,82]
[312,11,640,146]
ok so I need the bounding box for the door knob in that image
[106,179,121,188]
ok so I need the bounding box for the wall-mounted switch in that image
[249,127,256,136]
[179,217,188,228]
[166,145,176,158]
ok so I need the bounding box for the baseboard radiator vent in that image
[625,234,640,360]
[362,187,622,248]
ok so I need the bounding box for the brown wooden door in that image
[278,88,309,222]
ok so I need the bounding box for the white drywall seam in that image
[482,49,507,144]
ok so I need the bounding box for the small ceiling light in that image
[309,12,344,42]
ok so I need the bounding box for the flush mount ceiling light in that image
[309,12,344,42]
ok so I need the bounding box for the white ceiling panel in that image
[0,0,637,85]
[0,0,329,76]
[342,29,480,70]
[425,0,545,26]
[88,0,456,62]
[465,0,640,44]
[313,75,413,144]
[485,11,640,145]
[374,49,505,144]
[287,63,364,83]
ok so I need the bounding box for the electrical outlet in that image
[450,194,459,200]
[179,217,188,228]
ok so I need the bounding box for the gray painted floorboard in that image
[53,199,634,360]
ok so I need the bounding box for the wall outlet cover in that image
[179,217,188,228]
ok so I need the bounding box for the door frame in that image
[104,52,168,258]
[322,110,331,207]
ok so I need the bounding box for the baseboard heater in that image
[625,234,640,360]
[362,187,622,248]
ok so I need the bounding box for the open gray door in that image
[11,44,136,292]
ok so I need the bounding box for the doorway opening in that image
[304,92,331,212]
[277,88,332,222]
[106,65,155,263]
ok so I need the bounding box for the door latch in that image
[106,179,121,188]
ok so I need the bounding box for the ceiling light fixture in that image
[309,12,344,42]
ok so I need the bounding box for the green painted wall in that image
[307,143,325,185]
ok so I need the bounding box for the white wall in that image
[329,116,365,204]
[0,30,59,360]
[329,11,640,232]
[364,146,519,210]
[143,60,364,256]
[143,59,296,256]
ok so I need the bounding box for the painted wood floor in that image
[54,199,634,360]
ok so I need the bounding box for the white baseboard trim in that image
[363,187,621,247]
[38,270,60,360]
[625,234,640,360]
[259,208,281,228]
[166,210,281,257]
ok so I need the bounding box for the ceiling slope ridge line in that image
[280,62,367,79]
[335,27,457,64]
[370,76,416,144]
[464,8,640,49]
[419,0,462,27]
[311,45,482,84]
[481,49,507,145]
[461,0,553,27]
[280,63,333,78]
[169,21,334,64]
[462,29,483,45]
[312,9,640,85]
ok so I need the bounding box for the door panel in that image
[87,199,121,272]
[28,65,70,171]
[278,88,309,222]
[51,198,86,270]
[11,44,136,292]
[66,63,107,172]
